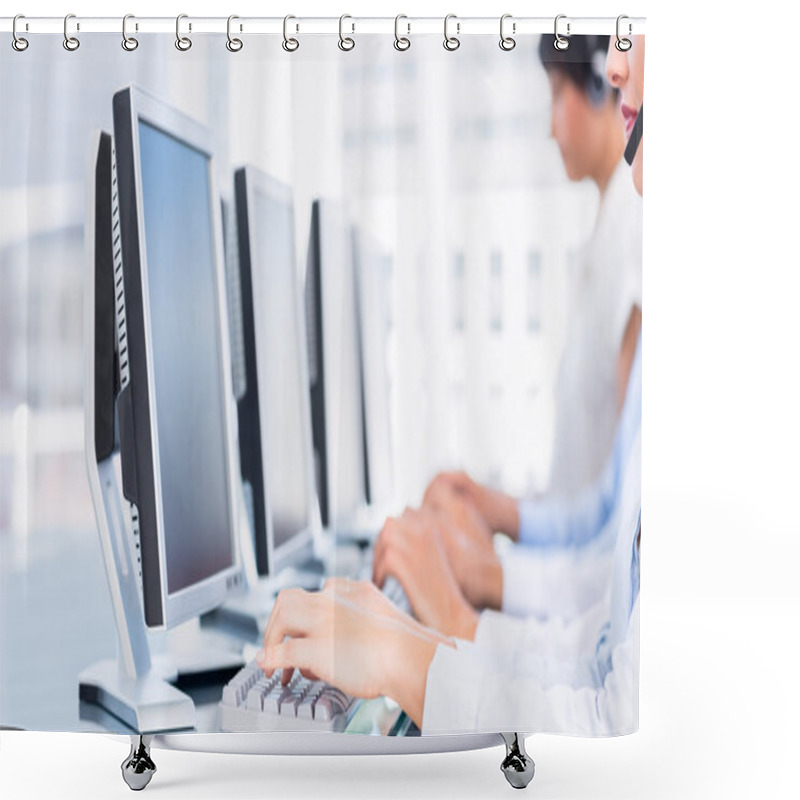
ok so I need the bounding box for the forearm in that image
[484,489,520,539]
[516,488,610,549]
[473,558,504,611]
[453,604,479,641]
[385,622,454,729]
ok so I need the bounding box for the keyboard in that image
[381,576,411,615]
[356,550,412,616]
[218,576,410,733]
[220,661,357,732]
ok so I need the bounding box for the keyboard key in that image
[263,688,283,714]
[220,659,358,732]
[246,679,269,711]
[281,692,304,717]
[297,695,316,720]
[222,681,239,707]
[314,695,335,721]
[322,687,351,709]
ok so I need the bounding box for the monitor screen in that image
[321,204,366,523]
[247,181,312,552]
[354,230,394,507]
[137,120,234,595]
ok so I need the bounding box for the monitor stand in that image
[79,458,245,732]
[79,658,193,735]
[203,540,327,643]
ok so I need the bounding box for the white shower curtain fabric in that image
[0,29,643,737]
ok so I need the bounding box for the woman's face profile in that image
[607,36,645,195]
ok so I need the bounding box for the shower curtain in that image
[0,17,644,743]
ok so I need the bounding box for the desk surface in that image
[0,526,407,737]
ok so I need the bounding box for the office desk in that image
[0,526,407,737]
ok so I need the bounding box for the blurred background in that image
[0,33,598,571]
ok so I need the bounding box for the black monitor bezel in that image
[113,85,242,629]
[234,166,319,577]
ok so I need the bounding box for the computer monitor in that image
[305,199,367,531]
[112,85,242,630]
[233,166,318,576]
[220,195,248,405]
[89,131,119,467]
[352,227,395,509]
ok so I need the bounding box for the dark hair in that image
[538,35,617,106]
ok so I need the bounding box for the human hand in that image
[435,509,504,611]
[259,583,390,698]
[423,470,520,538]
[258,580,446,729]
[419,485,504,609]
[372,507,478,640]
[322,576,408,623]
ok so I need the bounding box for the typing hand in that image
[322,576,408,621]
[435,508,504,611]
[423,470,519,538]
[259,582,396,699]
[417,486,503,609]
[372,508,478,640]
[257,580,444,729]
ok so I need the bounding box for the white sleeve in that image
[422,600,639,736]
[609,175,643,353]
[473,609,529,652]
[421,640,494,734]
[501,545,614,622]
[475,603,609,664]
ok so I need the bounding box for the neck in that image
[593,120,625,198]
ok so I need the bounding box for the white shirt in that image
[499,542,614,622]
[548,159,642,494]
[503,335,641,621]
[421,430,641,736]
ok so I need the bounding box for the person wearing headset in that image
[258,35,645,735]
[536,34,643,496]
[410,36,644,623]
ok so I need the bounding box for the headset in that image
[624,104,643,166]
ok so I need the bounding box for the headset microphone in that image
[624,104,643,166]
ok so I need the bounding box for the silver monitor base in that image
[79,648,244,733]
[79,660,194,733]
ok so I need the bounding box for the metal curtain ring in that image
[122,14,138,51]
[338,14,355,51]
[176,14,192,51]
[283,15,299,52]
[554,14,570,51]
[12,14,29,51]
[394,15,410,51]
[444,14,460,51]
[499,14,516,51]
[227,15,243,52]
[63,13,80,51]
[616,15,632,51]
